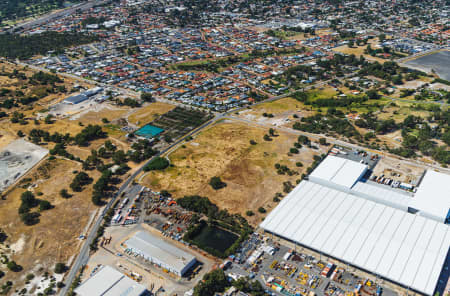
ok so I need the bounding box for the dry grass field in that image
[332,39,387,63]
[0,158,100,289]
[140,120,325,225]
[127,102,176,127]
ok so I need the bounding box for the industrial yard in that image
[0,138,48,193]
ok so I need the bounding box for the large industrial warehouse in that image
[261,156,450,296]
[75,265,148,296]
[123,231,197,276]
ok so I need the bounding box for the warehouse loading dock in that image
[123,230,197,276]
[260,155,450,296]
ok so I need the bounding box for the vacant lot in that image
[333,43,386,63]
[238,97,315,127]
[127,102,176,127]
[140,120,324,225]
[0,158,100,291]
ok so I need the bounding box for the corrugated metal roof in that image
[124,231,196,274]
[309,155,367,189]
[75,266,147,296]
[409,170,450,222]
[260,180,450,295]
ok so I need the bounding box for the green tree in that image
[59,189,71,198]
[39,200,52,211]
[143,157,169,171]
[209,176,227,190]
[54,263,67,274]
[7,261,22,272]
[194,269,229,296]
[141,92,154,102]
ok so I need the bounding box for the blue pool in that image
[135,124,164,138]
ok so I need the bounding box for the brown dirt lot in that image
[127,102,175,127]
[332,41,387,63]
[0,158,100,288]
[238,97,315,127]
[139,120,324,225]
[75,107,129,126]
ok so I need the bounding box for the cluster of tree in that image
[358,61,423,84]
[143,157,169,171]
[274,163,298,176]
[90,200,117,251]
[0,99,17,109]
[391,114,449,164]
[70,172,93,192]
[81,16,106,27]
[73,125,107,146]
[209,176,227,190]
[128,139,158,163]
[10,111,26,124]
[92,170,114,206]
[29,128,69,144]
[179,195,253,258]
[30,71,62,85]
[0,32,98,59]
[18,191,52,225]
[293,111,362,141]
[177,195,218,216]
[414,89,450,102]
[193,269,265,296]
[0,0,73,21]
[120,97,141,108]
[50,143,80,162]
[355,112,399,135]
[140,92,154,102]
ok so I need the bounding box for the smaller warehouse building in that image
[124,231,197,276]
[75,265,148,296]
[64,94,89,104]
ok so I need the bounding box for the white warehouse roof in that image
[260,180,450,295]
[124,231,196,275]
[75,265,147,296]
[409,170,450,223]
[309,155,367,189]
[351,181,411,211]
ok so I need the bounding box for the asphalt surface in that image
[58,118,217,295]
[59,74,450,294]
[4,0,109,34]
[228,238,398,296]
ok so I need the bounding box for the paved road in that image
[55,72,449,294]
[4,0,109,34]
[59,115,218,295]
[225,115,450,174]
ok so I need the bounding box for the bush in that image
[54,263,66,274]
[20,212,40,225]
[290,148,299,154]
[258,207,266,213]
[296,162,303,167]
[246,210,254,216]
[7,261,22,272]
[209,176,227,190]
[143,157,169,171]
[59,189,71,199]
[249,140,257,145]
[39,200,53,211]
